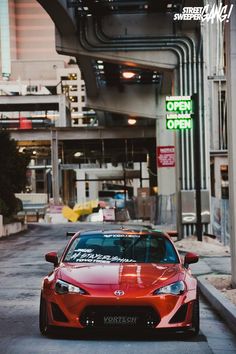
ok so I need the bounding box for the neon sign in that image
[166,96,193,130]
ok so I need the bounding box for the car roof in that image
[78,227,170,239]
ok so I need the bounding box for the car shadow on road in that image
[45,327,207,343]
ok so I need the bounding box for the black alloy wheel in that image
[39,293,52,336]
[190,290,200,336]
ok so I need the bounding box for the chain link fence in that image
[128,194,176,227]
[211,197,230,245]
[156,194,176,226]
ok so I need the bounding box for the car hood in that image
[57,263,183,289]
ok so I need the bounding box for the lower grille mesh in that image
[51,302,68,322]
[80,306,160,328]
[169,303,188,324]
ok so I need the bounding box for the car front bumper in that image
[42,288,197,330]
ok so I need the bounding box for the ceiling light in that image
[122,71,136,79]
[74,152,83,157]
[128,118,137,125]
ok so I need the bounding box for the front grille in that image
[80,306,160,328]
[169,303,188,324]
[51,302,68,322]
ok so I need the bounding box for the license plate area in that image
[103,315,138,326]
[80,306,160,328]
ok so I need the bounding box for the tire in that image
[39,293,52,336]
[190,290,200,336]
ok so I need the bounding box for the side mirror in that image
[184,252,199,268]
[45,252,59,266]
[66,231,76,237]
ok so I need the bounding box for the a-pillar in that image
[226,0,236,287]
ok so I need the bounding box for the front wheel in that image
[190,292,200,336]
[39,293,52,336]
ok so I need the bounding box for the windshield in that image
[63,233,179,264]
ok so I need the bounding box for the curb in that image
[197,275,236,335]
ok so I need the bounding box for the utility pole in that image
[51,129,60,205]
[192,93,202,241]
[226,0,236,287]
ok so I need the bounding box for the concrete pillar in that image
[75,170,86,204]
[133,162,140,196]
[156,97,176,196]
[0,214,3,237]
[56,95,68,127]
[0,0,11,78]
[51,130,60,204]
[29,159,36,193]
[62,170,70,205]
[87,173,98,200]
[226,0,236,286]
[141,162,149,188]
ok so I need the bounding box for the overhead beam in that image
[36,0,77,35]
[86,83,170,119]
[10,126,155,142]
[0,94,70,112]
[78,55,99,97]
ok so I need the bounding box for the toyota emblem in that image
[114,290,125,296]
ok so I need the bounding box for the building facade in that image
[0,0,232,236]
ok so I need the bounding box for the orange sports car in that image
[39,228,199,336]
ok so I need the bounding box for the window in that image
[27,85,38,93]
[63,233,179,264]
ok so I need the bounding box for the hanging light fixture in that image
[122,71,136,79]
[128,118,137,125]
[74,151,83,157]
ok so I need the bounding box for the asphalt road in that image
[0,223,236,354]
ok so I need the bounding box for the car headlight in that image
[55,279,88,295]
[153,281,185,295]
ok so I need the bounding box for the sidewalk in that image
[127,221,236,332]
[176,237,236,335]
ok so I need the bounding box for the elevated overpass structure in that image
[11,124,156,213]
[35,0,210,236]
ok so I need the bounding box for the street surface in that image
[0,223,236,354]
